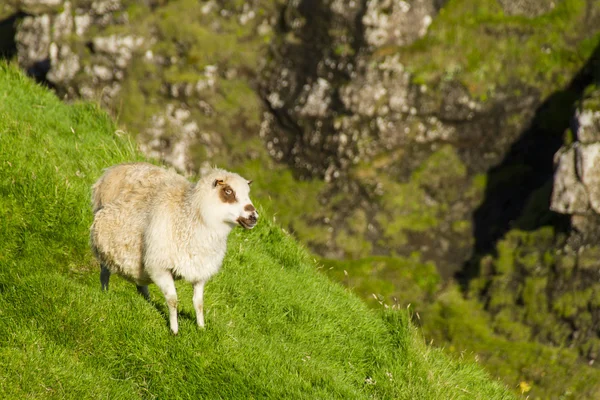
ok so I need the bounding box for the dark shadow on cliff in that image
[458,43,600,287]
[0,13,22,60]
[0,12,57,89]
[0,12,55,88]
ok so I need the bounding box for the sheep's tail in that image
[91,178,103,214]
[90,163,130,213]
[91,164,119,214]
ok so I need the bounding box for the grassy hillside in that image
[0,64,512,398]
[323,254,600,398]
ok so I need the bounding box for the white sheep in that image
[90,162,258,334]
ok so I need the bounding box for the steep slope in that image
[0,64,511,399]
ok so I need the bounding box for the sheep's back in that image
[91,162,186,213]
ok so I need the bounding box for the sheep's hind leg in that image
[136,285,150,301]
[100,264,111,291]
[153,273,179,335]
[193,280,206,328]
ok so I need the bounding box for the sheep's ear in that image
[247,180,253,186]
[213,179,224,187]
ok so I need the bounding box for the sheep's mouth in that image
[237,216,257,229]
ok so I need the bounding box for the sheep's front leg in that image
[193,281,206,328]
[153,272,179,335]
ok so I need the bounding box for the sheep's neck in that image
[184,188,233,239]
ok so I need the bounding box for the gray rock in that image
[258,0,553,271]
[91,0,121,15]
[140,104,201,174]
[552,85,600,218]
[341,54,412,117]
[299,78,332,118]
[47,43,80,84]
[577,142,600,214]
[74,13,92,36]
[16,14,51,69]
[550,145,589,214]
[52,1,73,40]
[92,35,144,70]
[363,0,439,47]
[551,83,600,254]
[576,108,600,143]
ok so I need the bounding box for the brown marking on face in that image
[244,204,256,212]
[218,184,237,203]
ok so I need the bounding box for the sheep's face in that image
[211,175,258,230]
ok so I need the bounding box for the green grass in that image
[0,64,512,398]
[321,255,441,310]
[322,254,600,398]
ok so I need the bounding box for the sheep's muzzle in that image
[237,213,257,229]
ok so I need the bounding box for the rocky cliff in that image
[259,0,600,276]
[5,0,599,272]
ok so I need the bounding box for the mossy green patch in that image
[580,85,600,111]
[374,145,469,248]
[578,246,600,270]
[467,224,600,397]
[397,0,599,99]
[421,286,600,399]
[413,144,467,202]
[491,308,531,341]
[375,185,439,247]
[553,289,593,319]
[334,228,373,259]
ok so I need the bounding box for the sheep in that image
[90,162,258,334]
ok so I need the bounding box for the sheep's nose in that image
[244,204,258,221]
[248,212,258,223]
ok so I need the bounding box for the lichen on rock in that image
[363,0,441,48]
[497,0,562,17]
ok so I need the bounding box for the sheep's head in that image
[205,172,258,230]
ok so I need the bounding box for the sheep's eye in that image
[225,189,232,195]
